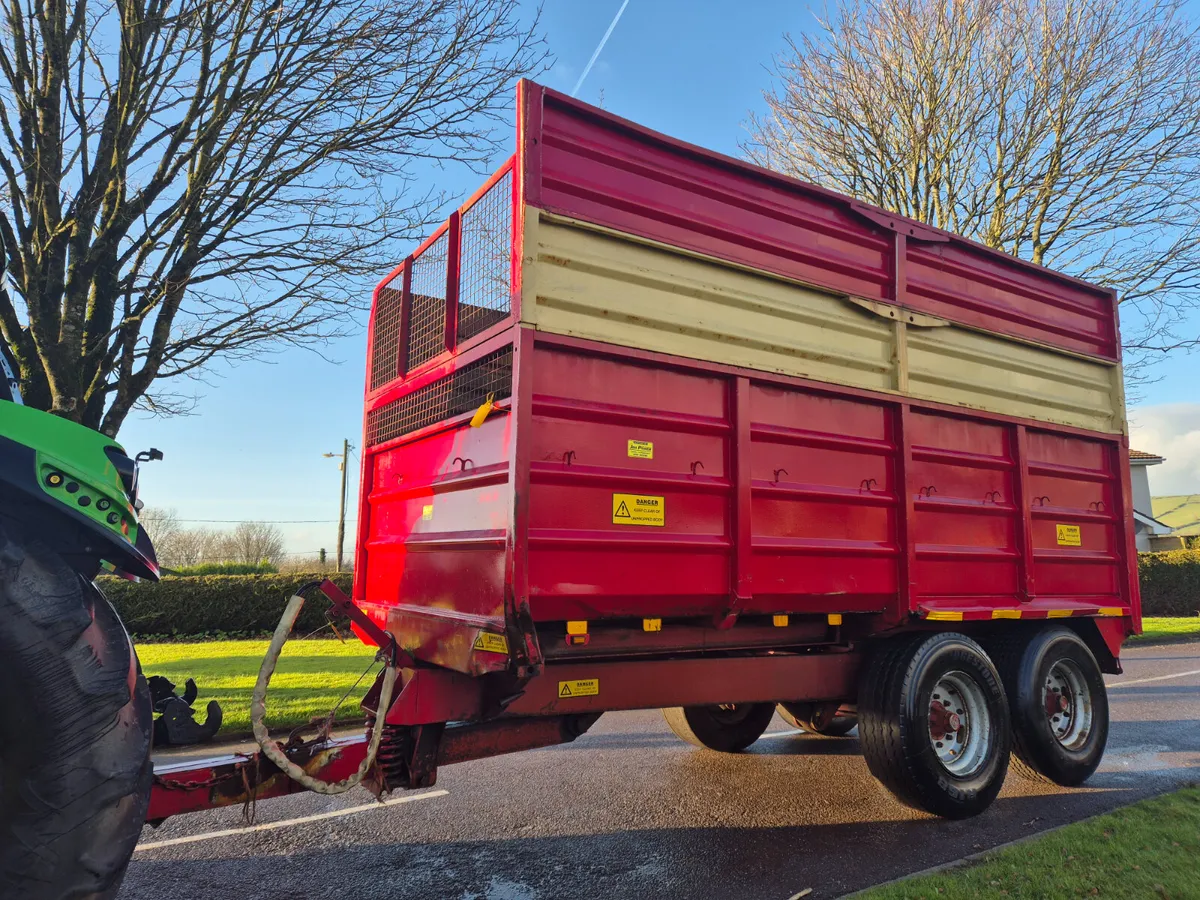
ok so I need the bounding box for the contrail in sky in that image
[571,0,630,97]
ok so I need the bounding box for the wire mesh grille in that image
[366,346,513,447]
[458,170,513,342]
[406,232,449,371]
[370,276,405,391]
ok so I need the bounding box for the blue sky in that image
[117,0,1200,558]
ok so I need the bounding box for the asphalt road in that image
[123,642,1200,900]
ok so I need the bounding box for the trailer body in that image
[147,82,1138,821]
[352,82,1136,707]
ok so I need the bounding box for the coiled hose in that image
[251,594,398,795]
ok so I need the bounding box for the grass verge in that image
[1129,616,1200,645]
[138,639,379,738]
[856,786,1200,899]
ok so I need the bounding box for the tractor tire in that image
[662,703,776,752]
[777,702,858,737]
[0,527,153,900]
[987,627,1109,786]
[859,632,1010,819]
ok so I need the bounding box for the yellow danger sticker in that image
[421,504,434,521]
[1056,524,1082,546]
[612,493,665,526]
[627,439,654,459]
[558,679,599,698]
[472,632,509,654]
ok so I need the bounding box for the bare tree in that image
[219,521,286,565]
[136,505,181,558]
[0,0,544,435]
[746,0,1200,377]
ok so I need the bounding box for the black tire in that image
[777,702,858,737]
[859,632,1011,819]
[662,703,776,752]
[0,528,153,899]
[987,627,1109,786]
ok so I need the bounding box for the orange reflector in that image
[772,614,789,627]
[566,620,588,635]
[643,618,662,632]
[827,613,842,626]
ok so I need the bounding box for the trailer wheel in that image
[988,627,1109,786]
[0,528,153,900]
[777,702,857,737]
[859,632,1010,819]
[662,703,776,752]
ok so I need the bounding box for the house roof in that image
[1133,509,1175,534]
[1130,449,1164,464]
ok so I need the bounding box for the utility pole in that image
[323,439,352,572]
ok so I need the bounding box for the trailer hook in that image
[860,478,878,492]
[985,490,1002,503]
[1034,495,1051,506]
[773,468,788,483]
[1090,500,1106,512]
[690,460,704,475]
[453,457,474,472]
[563,450,576,466]
[919,485,938,497]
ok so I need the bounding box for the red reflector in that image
[565,634,590,646]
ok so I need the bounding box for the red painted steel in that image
[519,82,1119,361]
[352,79,1137,725]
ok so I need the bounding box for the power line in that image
[170,518,359,524]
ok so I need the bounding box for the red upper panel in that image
[519,82,1119,362]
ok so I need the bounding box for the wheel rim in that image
[1044,658,1093,750]
[928,670,992,777]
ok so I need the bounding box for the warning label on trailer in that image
[627,439,654,459]
[472,632,509,654]
[612,493,665,526]
[1056,524,1082,546]
[421,504,434,521]
[558,679,599,698]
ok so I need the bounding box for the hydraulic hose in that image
[251,594,398,795]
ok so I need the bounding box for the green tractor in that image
[0,345,159,898]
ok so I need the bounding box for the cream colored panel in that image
[906,328,1121,433]
[521,208,1124,434]
[522,210,895,392]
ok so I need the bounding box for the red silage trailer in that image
[149,81,1138,824]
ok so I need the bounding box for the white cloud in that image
[1128,402,1200,496]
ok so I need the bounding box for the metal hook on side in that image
[690,460,704,476]
[772,468,788,484]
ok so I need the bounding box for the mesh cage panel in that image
[458,170,513,341]
[366,346,513,447]
[370,278,404,391]
[406,232,449,370]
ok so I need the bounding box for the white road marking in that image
[1107,668,1200,689]
[758,729,804,740]
[135,789,448,851]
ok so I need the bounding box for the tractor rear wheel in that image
[0,527,153,899]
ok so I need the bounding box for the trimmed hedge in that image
[97,551,1200,638]
[99,572,354,638]
[1138,550,1200,618]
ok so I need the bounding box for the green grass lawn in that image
[138,639,379,738]
[1130,616,1200,645]
[858,786,1200,899]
